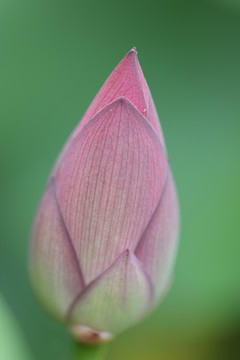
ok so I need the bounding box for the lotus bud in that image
[30,48,179,344]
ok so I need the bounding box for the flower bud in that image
[30,48,179,344]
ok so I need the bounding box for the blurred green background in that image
[1,0,240,359]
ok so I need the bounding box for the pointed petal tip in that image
[100,95,138,113]
[113,96,136,108]
[124,248,138,265]
[122,47,139,66]
[126,47,139,64]
[106,95,140,112]
[116,248,135,267]
[129,46,137,54]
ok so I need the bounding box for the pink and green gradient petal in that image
[68,250,152,340]
[30,181,84,320]
[135,169,180,299]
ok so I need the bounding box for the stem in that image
[75,341,107,360]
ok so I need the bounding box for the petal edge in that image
[30,180,84,320]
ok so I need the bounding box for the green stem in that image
[75,342,107,360]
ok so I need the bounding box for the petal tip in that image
[123,47,139,68]
[106,96,137,113]
[129,46,137,54]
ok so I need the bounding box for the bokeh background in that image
[1,0,240,359]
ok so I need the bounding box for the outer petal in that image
[56,98,167,284]
[68,250,152,337]
[30,180,84,320]
[135,169,179,299]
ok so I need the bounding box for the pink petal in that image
[73,48,147,136]
[30,180,84,320]
[73,48,164,143]
[148,95,166,150]
[135,169,179,299]
[135,55,166,148]
[56,98,167,284]
[52,48,165,177]
[68,250,152,335]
